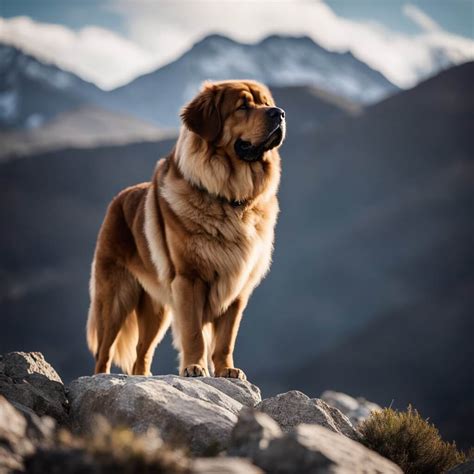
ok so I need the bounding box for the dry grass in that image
[24,417,190,474]
[359,406,466,474]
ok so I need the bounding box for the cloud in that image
[403,3,442,32]
[110,0,474,88]
[1,2,473,90]
[0,16,158,89]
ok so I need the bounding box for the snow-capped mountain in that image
[109,34,398,126]
[0,43,104,128]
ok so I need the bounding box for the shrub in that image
[359,406,465,474]
[24,417,190,474]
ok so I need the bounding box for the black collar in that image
[194,182,249,208]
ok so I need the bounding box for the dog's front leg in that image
[172,275,209,377]
[212,297,248,380]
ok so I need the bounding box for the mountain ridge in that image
[108,33,397,126]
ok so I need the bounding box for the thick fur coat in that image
[87,80,285,379]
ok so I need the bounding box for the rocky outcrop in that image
[320,390,381,426]
[0,395,55,474]
[68,373,261,456]
[1,351,406,473]
[256,390,358,439]
[229,409,402,474]
[0,352,68,423]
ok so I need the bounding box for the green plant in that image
[359,406,465,474]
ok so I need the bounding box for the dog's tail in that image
[86,260,139,374]
[86,302,98,358]
[86,260,99,358]
[111,311,139,374]
[87,305,139,374]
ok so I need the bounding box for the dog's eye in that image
[238,103,249,111]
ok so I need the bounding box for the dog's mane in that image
[174,126,280,205]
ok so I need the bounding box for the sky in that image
[0,0,473,89]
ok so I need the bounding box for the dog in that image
[86,80,285,379]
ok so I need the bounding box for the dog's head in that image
[181,80,285,162]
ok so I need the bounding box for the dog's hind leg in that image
[93,265,141,374]
[132,291,171,376]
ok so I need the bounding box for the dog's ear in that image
[181,83,222,142]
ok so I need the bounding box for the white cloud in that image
[0,16,159,89]
[403,3,441,32]
[1,2,473,90]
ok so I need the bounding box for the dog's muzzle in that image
[235,107,286,162]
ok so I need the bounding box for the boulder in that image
[229,410,402,474]
[67,374,261,456]
[0,395,55,474]
[229,408,283,459]
[0,352,67,423]
[321,390,381,425]
[256,390,357,439]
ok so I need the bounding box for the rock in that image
[192,457,263,474]
[0,395,55,474]
[199,377,261,407]
[0,352,67,423]
[0,395,31,473]
[256,424,402,474]
[447,460,474,473]
[67,374,261,456]
[256,390,357,439]
[229,411,402,474]
[321,390,381,426]
[228,408,283,459]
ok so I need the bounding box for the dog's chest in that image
[190,212,273,314]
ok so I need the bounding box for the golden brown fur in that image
[86,80,285,378]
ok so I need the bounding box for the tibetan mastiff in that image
[86,80,286,379]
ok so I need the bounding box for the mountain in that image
[286,282,474,449]
[0,35,388,132]
[0,63,472,446]
[109,34,397,126]
[270,84,362,131]
[0,105,175,160]
[0,43,105,128]
[266,62,474,447]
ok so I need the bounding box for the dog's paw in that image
[181,364,209,377]
[215,367,247,380]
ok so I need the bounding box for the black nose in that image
[267,107,285,120]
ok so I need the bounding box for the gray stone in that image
[67,374,261,455]
[192,457,263,474]
[0,352,67,423]
[0,395,55,474]
[254,424,402,474]
[257,390,357,439]
[447,460,474,473]
[0,395,31,473]
[321,390,381,426]
[228,408,282,459]
[199,377,261,407]
[229,412,402,474]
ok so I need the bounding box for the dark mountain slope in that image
[267,62,474,447]
[270,85,362,131]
